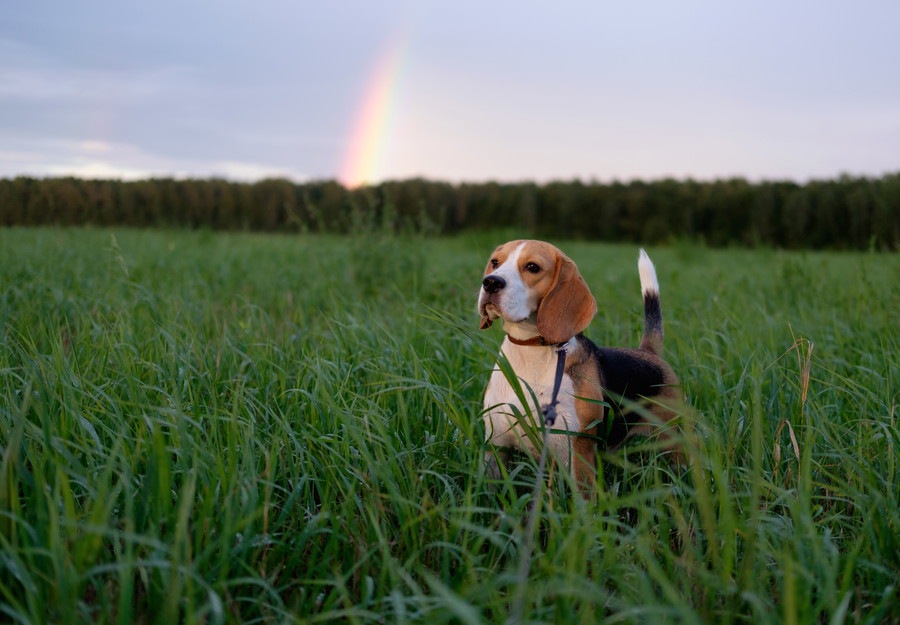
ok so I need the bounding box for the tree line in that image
[1,174,897,249]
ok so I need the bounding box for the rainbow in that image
[340,34,407,188]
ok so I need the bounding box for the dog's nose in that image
[482,275,506,293]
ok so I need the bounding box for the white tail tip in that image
[638,248,659,296]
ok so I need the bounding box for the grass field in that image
[1,227,897,624]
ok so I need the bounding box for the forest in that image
[1,173,898,249]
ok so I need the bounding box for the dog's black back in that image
[577,334,670,448]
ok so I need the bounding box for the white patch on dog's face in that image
[478,242,535,324]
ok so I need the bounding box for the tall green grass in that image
[1,228,897,624]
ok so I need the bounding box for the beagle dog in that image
[478,240,680,492]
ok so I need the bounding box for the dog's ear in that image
[536,255,596,345]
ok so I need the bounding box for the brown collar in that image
[506,334,551,347]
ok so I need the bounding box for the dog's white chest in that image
[482,340,580,465]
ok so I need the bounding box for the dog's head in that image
[477,240,596,344]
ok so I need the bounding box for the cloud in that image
[0,136,308,181]
[0,63,198,105]
[211,161,308,182]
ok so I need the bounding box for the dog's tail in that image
[638,249,664,356]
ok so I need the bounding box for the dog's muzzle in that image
[479,276,506,330]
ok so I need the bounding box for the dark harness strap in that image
[503,333,569,425]
[542,345,567,426]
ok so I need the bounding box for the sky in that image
[2,1,899,187]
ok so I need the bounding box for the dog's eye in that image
[524,262,541,273]
[490,258,499,269]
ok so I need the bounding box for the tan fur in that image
[561,343,605,491]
